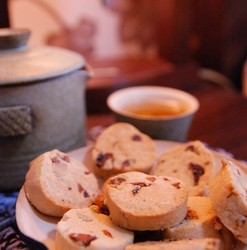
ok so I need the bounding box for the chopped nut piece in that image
[213,217,223,230]
[185,209,199,220]
[102,229,113,238]
[92,193,110,215]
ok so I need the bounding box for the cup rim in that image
[107,85,200,121]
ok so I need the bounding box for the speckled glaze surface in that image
[0,34,88,190]
[0,70,88,190]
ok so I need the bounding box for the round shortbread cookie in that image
[209,159,247,244]
[125,238,221,250]
[152,140,216,196]
[104,171,189,231]
[24,149,100,217]
[91,123,157,179]
[164,196,234,250]
[55,207,134,250]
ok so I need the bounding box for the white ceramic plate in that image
[16,140,179,250]
[16,140,246,249]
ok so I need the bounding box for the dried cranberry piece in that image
[62,155,70,162]
[77,184,90,198]
[69,233,97,246]
[110,177,126,186]
[186,145,195,152]
[122,160,130,168]
[83,190,90,198]
[131,182,150,195]
[51,157,60,164]
[132,186,141,195]
[185,145,200,155]
[51,154,70,164]
[132,134,142,141]
[100,205,110,216]
[189,163,205,185]
[78,183,84,193]
[96,153,113,167]
[131,182,149,187]
[172,182,181,189]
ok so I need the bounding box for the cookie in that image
[55,207,134,250]
[91,123,157,179]
[152,140,216,196]
[164,196,234,250]
[125,238,221,250]
[104,171,189,231]
[209,159,247,244]
[24,149,100,217]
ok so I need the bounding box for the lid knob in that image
[0,28,31,50]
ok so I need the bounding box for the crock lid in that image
[0,45,85,86]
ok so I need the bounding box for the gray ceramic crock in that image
[0,30,89,190]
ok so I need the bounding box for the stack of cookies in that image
[23,122,247,250]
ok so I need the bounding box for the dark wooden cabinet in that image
[110,0,247,89]
[0,0,10,27]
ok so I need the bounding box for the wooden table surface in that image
[86,58,247,161]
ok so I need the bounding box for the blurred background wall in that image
[104,0,247,90]
[2,0,247,91]
[8,0,127,58]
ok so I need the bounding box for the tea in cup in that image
[107,86,199,141]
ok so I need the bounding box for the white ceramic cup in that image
[107,86,199,141]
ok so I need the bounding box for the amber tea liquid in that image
[123,99,188,118]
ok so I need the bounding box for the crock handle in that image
[0,105,32,137]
